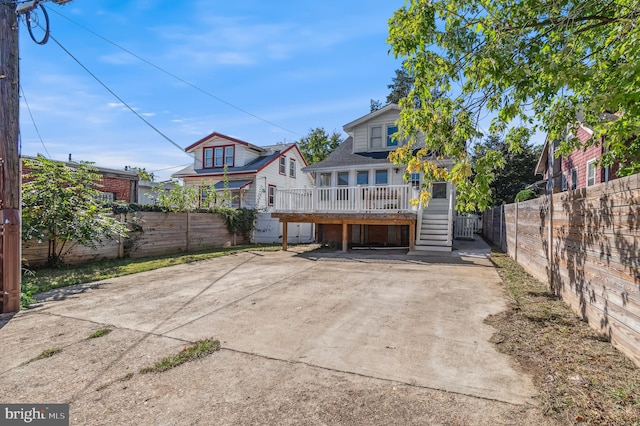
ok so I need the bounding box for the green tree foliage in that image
[370,68,415,112]
[370,99,384,112]
[298,127,342,164]
[22,155,128,267]
[386,68,414,105]
[473,135,542,205]
[152,181,198,212]
[387,0,640,211]
[127,166,155,182]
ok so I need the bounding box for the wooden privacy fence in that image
[483,174,640,366]
[22,211,247,267]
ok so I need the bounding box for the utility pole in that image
[0,0,72,312]
[0,0,21,313]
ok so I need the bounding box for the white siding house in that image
[274,104,456,252]
[173,132,314,244]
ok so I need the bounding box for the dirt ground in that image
[0,244,561,425]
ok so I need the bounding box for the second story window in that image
[289,158,296,177]
[370,126,382,148]
[586,159,596,187]
[279,157,286,175]
[224,146,234,166]
[205,145,234,168]
[204,148,214,168]
[387,125,398,147]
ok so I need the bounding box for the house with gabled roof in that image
[272,104,457,252]
[535,116,622,192]
[173,131,314,244]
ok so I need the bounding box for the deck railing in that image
[275,185,415,213]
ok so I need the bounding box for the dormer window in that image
[387,125,398,147]
[203,145,234,169]
[370,126,382,148]
[370,124,400,149]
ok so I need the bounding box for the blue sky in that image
[18,0,405,181]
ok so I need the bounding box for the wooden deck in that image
[271,212,417,252]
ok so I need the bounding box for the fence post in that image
[186,212,191,252]
[499,205,504,250]
[514,202,518,262]
[548,193,554,289]
[118,213,125,258]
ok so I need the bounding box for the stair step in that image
[413,244,452,252]
[420,228,449,235]
[418,234,449,242]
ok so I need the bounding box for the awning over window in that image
[213,180,253,190]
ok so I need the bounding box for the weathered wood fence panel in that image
[23,212,246,266]
[484,174,640,366]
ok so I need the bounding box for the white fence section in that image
[276,185,415,213]
[252,213,314,244]
[453,214,482,240]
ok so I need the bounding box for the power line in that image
[47,33,192,157]
[48,7,303,138]
[19,84,51,158]
[149,163,191,173]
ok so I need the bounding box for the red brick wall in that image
[98,176,133,202]
[22,160,136,202]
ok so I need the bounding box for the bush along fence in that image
[483,173,640,366]
[22,211,249,267]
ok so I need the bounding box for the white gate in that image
[454,215,481,240]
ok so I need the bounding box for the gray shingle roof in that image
[173,151,281,177]
[302,137,392,171]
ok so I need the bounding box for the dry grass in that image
[487,249,640,425]
[140,338,221,374]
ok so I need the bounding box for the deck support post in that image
[342,221,348,253]
[409,221,415,251]
[282,221,288,251]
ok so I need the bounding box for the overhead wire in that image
[47,32,192,157]
[20,85,51,158]
[47,7,303,138]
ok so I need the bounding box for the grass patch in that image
[24,348,62,365]
[487,247,640,425]
[88,328,112,339]
[140,338,221,374]
[22,244,280,307]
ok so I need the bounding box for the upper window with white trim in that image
[279,157,286,175]
[370,124,400,149]
[289,158,296,178]
[586,159,596,187]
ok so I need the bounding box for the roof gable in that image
[343,103,400,132]
[184,131,265,153]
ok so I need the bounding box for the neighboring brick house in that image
[22,156,139,203]
[535,123,620,192]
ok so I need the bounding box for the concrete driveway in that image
[0,243,548,425]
